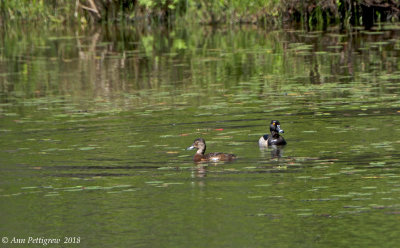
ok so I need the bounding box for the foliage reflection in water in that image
[1,24,400,247]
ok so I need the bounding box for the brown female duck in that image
[186,138,237,163]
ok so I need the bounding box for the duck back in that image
[194,152,236,162]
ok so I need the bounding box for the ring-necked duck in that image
[186,138,237,163]
[258,120,287,147]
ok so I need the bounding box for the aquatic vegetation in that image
[1,0,399,30]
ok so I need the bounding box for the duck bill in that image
[277,125,284,133]
[186,145,196,150]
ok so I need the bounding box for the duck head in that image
[186,138,206,154]
[270,120,284,135]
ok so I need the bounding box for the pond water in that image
[1,23,400,247]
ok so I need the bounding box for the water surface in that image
[1,24,400,247]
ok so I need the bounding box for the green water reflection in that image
[1,24,400,247]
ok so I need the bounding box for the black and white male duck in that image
[187,138,237,163]
[258,120,287,148]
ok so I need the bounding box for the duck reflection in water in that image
[260,145,285,158]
